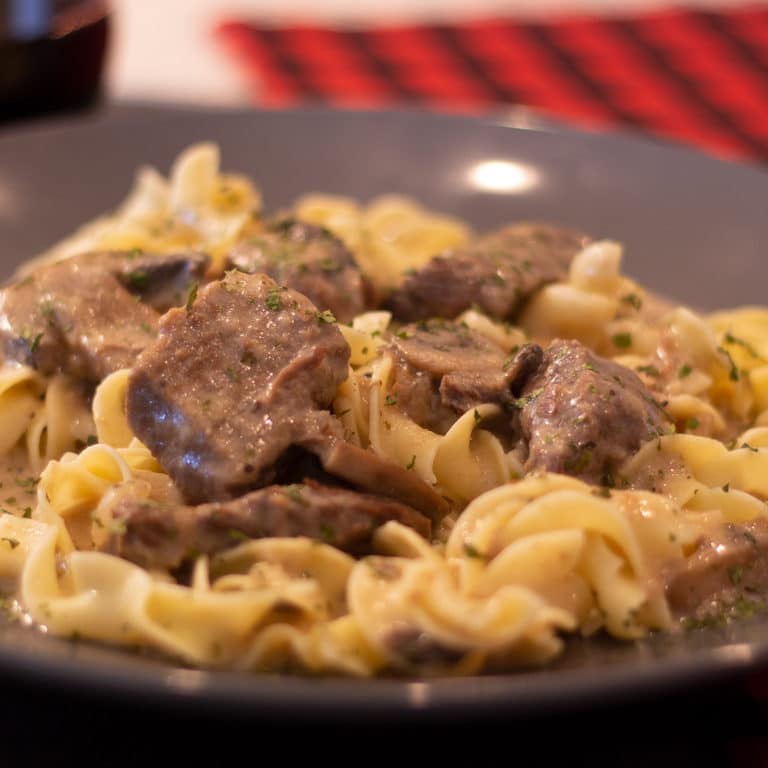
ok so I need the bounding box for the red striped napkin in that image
[216,6,768,162]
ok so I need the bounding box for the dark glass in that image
[0,0,109,123]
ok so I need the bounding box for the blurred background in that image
[1,0,767,162]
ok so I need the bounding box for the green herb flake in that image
[686,417,700,431]
[636,364,660,378]
[28,332,43,353]
[463,542,485,559]
[228,529,249,542]
[611,332,632,349]
[584,360,597,371]
[724,331,761,359]
[620,293,643,310]
[728,566,743,586]
[316,309,337,324]
[716,346,740,381]
[185,282,199,312]
[319,523,335,543]
[265,288,283,311]
[39,300,55,321]
[126,269,149,290]
[678,363,692,379]
[108,518,127,536]
[473,409,482,424]
[564,443,594,474]
[384,394,398,406]
[406,455,416,471]
[284,484,306,505]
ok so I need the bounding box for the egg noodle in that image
[0,144,766,676]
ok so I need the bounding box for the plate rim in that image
[1,102,768,717]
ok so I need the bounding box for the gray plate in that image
[0,104,767,719]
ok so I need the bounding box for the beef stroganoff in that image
[0,143,766,676]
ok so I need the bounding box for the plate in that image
[1,104,768,719]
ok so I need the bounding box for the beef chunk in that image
[226,218,368,323]
[386,319,539,433]
[387,223,587,322]
[518,339,670,484]
[0,259,159,381]
[666,520,768,620]
[127,271,350,504]
[127,270,448,517]
[104,480,431,569]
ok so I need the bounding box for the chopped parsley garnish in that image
[384,395,398,406]
[316,309,336,324]
[636,364,660,378]
[716,346,740,381]
[678,363,692,379]
[584,360,597,371]
[319,523,336,543]
[611,332,632,349]
[126,269,149,290]
[620,293,643,310]
[284,484,306,505]
[686,417,700,431]
[406,455,416,470]
[39,300,55,321]
[463,542,485,559]
[265,288,283,311]
[564,442,595,474]
[227,529,249,542]
[724,331,761,359]
[25,332,43,353]
[185,282,198,312]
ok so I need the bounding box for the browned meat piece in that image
[227,218,369,323]
[104,480,432,570]
[0,259,159,381]
[127,270,448,519]
[104,250,209,312]
[666,520,768,621]
[386,319,540,433]
[127,271,350,504]
[518,339,670,485]
[387,223,588,322]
